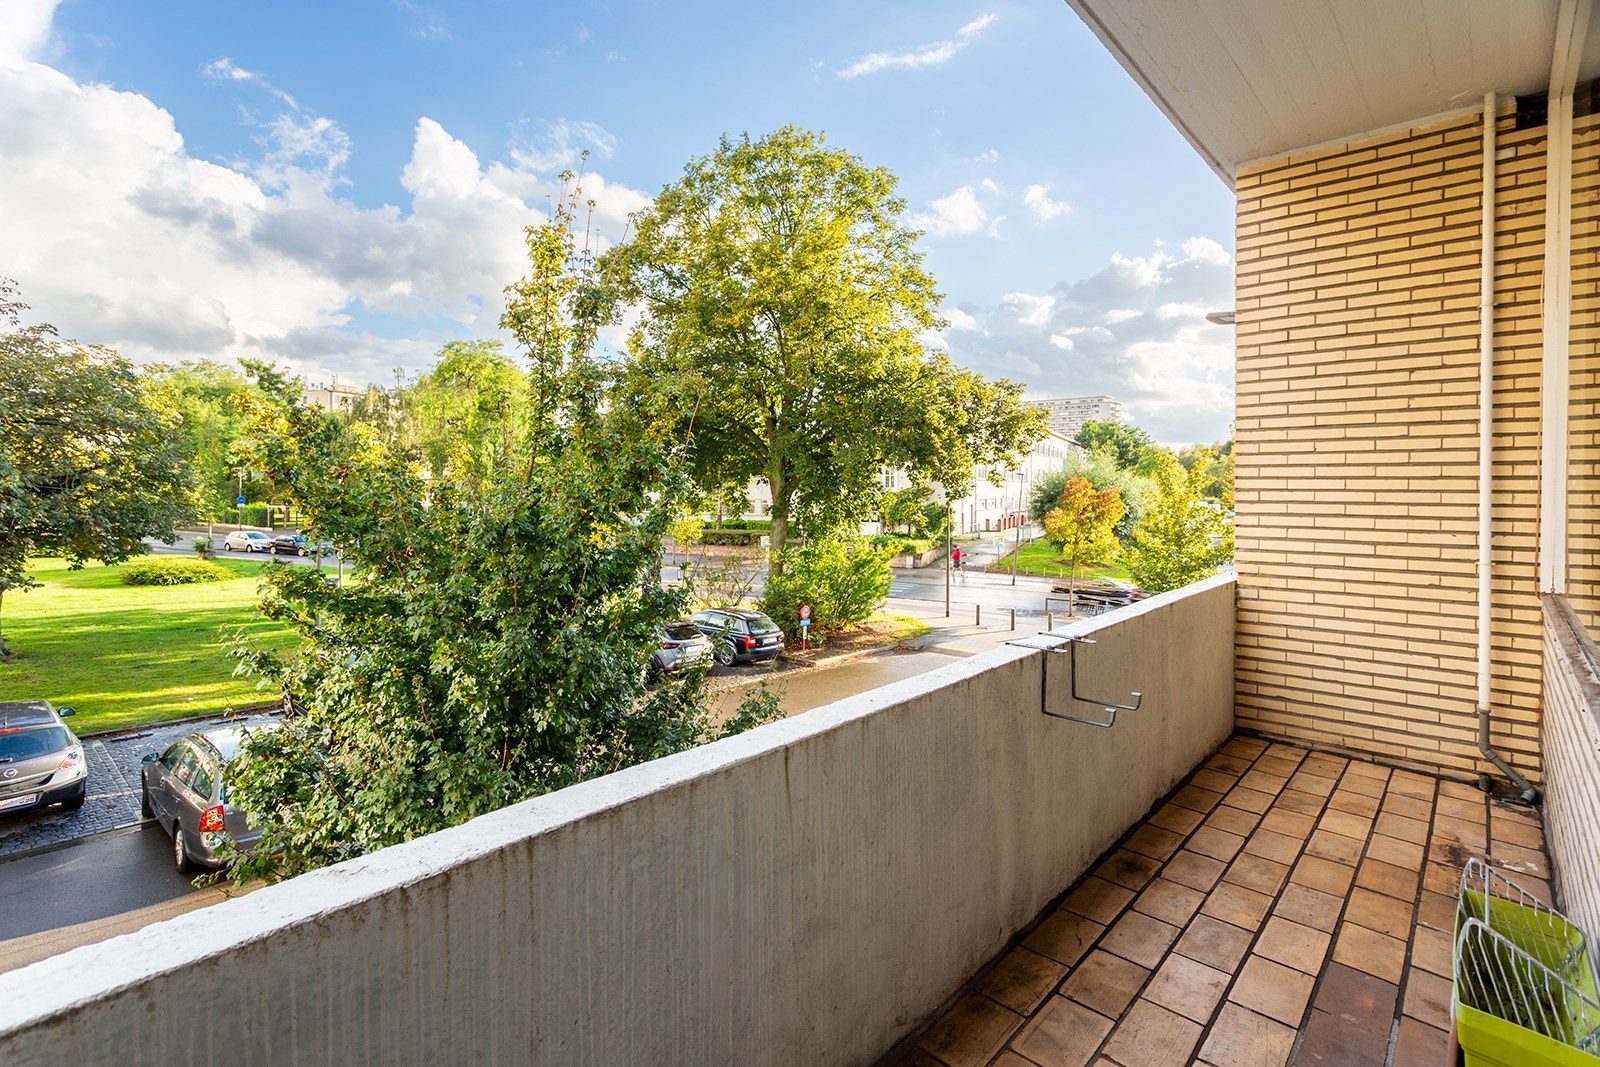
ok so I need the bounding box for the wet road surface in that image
[0,823,233,974]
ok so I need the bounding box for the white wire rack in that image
[1454,919,1600,1052]
[1454,858,1600,1054]
[1459,858,1587,978]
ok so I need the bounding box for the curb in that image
[82,702,284,742]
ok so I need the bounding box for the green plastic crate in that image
[1455,860,1600,1066]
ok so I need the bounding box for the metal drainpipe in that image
[1476,92,1539,803]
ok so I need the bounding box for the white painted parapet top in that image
[0,576,1236,1066]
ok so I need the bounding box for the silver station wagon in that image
[141,718,280,871]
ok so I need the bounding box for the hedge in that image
[700,529,765,546]
[120,557,238,586]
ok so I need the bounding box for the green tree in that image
[1042,477,1125,610]
[145,360,258,520]
[0,280,190,654]
[611,126,1045,558]
[1124,450,1234,593]
[1029,446,1153,544]
[1075,420,1159,473]
[1178,440,1234,506]
[220,181,776,881]
[881,485,933,535]
[759,539,894,635]
[406,340,528,482]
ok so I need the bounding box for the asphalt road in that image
[0,824,234,975]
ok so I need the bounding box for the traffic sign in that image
[236,495,247,507]
[799,604,811,621]
[798,617,810,630]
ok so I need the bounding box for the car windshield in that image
[0,726,68,762]
[665,623,701,641]
[745,615,781,634]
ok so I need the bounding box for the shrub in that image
[120,556,237,586]
[760,539,893,634]
[870,534,934,557]
[701,529,764,547]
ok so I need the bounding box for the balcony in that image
[0,573,1594,1065]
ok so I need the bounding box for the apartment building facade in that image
[1028,393,1127,439]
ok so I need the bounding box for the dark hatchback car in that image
[141,719,279,872]
[689,608,785,666]
[0,701,86,816]
[270,534,332,557]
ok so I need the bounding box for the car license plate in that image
[0,793,39,812]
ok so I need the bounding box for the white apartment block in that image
[301,383,366,412]
[944,429,1082,535]
[1028,394,1125,439]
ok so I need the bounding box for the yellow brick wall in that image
[1233,109,1547,780]
[1569,113,1600,630]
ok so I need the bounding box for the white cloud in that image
[940,239,1237,442]
[202,57,300,112]
[1022,183,1069,220]
[0,13,652,389]
[911,186,987,237]
[508,118,618,173]
[394,0,451,41]
[943,306,978,331]
[2,0,60,65]
[1001,292,1054,328]
[971,148,999,164]
[837,13,997,79]
[1181,236,1230,264]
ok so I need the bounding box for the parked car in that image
[141,718,280,872]
[0,701,86,816]
[269,534,332,557]
[223,530,274,553]
[689,608,786,666]
[649,621,715,681]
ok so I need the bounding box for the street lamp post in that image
[944,501,952,619]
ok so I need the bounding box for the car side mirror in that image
[57,706,76,717]
[142,752,158,764]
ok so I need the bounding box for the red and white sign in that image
[799,604,811,621]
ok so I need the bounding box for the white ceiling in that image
[1064,0,1569,184]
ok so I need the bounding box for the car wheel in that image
[140,784,153,818]
[715,641,737,667]
[61,791,85,812]
[172,825,193,873]
[298,548,307,556]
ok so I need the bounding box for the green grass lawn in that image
[0,557,296,734]
[984,538,1131,582]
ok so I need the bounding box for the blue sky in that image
[3,0,1237,441]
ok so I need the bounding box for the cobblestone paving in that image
[0,718,254,861]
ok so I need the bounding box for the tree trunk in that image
[767,461,790,561]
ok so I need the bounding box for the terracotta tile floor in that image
[887,736,1552,1067]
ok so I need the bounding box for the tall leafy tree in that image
[0,280,189,654]
[145,360,258,520]
[1124,449,1234,593]
[406,340,528,481]
[221,183,776,880]
[611,126,1045,557]
[1075,420,1160,473]
[1041,476,1124,611]
[1029,446,1153,544]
